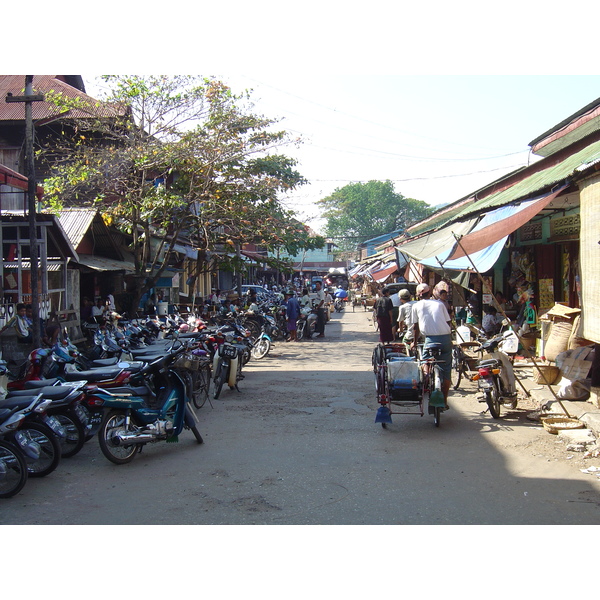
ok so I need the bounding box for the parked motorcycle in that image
[250,325,272,360]
[210,332,246,399]
[6,379,89,458]
[0,396,51,497]
[88,348,203,464]
[0,392,62,478]
[297,305,317,339]
[472,327,519,419]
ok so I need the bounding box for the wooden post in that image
[5,76,45,348]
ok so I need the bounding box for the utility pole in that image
[6,76,45,348]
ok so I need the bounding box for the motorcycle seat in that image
[178,331,206,339]
[0,395,40,410]
[63,368,123,382]
[23,378,61,388]
[91,357,120,367]
[7,385,78,400]
[130,346,178,358]
[98,385,151,397]
[477,358,500,368]
[127,353,164,363]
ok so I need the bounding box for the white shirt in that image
[411,299,451,336]
[398,300,415,327]
[315,288,326,307]
[390,293,401,307]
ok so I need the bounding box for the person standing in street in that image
[374,286,394,343]
[389,287,401,339]
[397,289,415,344]
[314,280,326,338]
[284,290,301,342]
[411,283,453,409]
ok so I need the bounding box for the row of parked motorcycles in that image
[0,307,285,499]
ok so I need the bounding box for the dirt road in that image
[2,306,600,524]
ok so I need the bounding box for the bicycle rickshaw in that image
[372,341,447,428]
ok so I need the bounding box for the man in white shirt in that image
[411,283,453,408]
[397,289,415,343]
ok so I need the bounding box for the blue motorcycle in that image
[89,348,203,465]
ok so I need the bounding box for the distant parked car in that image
[241,285,270,302]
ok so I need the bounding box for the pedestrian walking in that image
[389,287,401,339]
[284,290,301,342]
[314,280,326,337]
[374,286,394,343]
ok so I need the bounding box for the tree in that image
[317,180,433,252]
[41,75,323,308]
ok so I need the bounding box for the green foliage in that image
[40,75,316,300]
[317,180,434,251]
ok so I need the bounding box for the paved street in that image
[2,307,600,525]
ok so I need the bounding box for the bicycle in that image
[417,342,447,427]
[452,341,482,390]
[174,348,212,410]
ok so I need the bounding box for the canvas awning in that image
[372,263,398,282]
[445,184,569,261]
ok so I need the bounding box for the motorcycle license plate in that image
[478,380,493,390]
[219,344,237,359]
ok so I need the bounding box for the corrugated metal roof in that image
[75,255,135,273]
[0,75,126,122]
[453,138,600,219]
[56,209,96,248]
[56,208,123,259]
[406,138,600,238]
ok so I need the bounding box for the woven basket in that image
[174,354,203,370]
[541,416,585,435]
[532,365,561,385]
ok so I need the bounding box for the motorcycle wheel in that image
[241,347,251,365]
[452,347,464,390]
[251,337,271,360]
[192,364,211,409]
[0,440,28,498]
[297,320,305,339]
[55,411,86,458]
[213,361,228,399]
[432,366,443,428]
[98,410,141,465]
[485,386,502,419]
[11,422,62,478]
[183,405,204,444]
[242,318,261,339]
